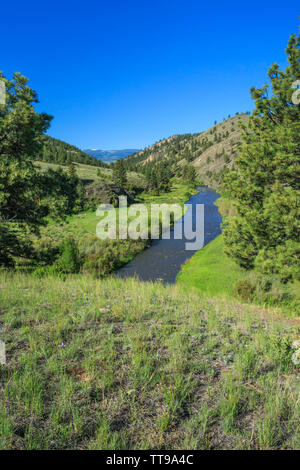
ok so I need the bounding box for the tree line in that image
[38,134,107,167]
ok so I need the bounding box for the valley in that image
[0,24,299,452]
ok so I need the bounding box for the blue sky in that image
[1,1,299,149]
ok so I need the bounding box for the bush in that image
[32,264,66,280]
[79,235,148,278]
[32,266,49,278]
[233,280,255,301]
[57,238,81,274]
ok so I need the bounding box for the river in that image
[116,187,222,283]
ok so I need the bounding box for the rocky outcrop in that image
[85,182,134,207]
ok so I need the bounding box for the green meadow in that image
[35,160,144,186]
[177,235,245,298]
[38,179,197,251]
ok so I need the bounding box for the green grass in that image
[41,178,196,243]
[136,179,197,207]
[35,179,198,277]
[177,235,245,298]
[0,272,299,450]
[35,160,145,187]
[177,198,299,316]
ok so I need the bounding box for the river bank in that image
[116,187,222,283]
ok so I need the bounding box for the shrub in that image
[32,264,66,279]
[79,236,148,278]
[32,266,49,278]
[57,238,81,274]
[233,280,255,301]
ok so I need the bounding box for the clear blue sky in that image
[1,1,299,149]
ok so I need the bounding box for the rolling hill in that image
[125,113,250,187]
[38,135,105,167]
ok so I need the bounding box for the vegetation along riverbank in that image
[0,28,299,450]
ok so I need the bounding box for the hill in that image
[84,148,140,163]
[35,160,146,193]
[37,135,106,167]
[125,113,250,187]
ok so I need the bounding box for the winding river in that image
[116,187,222,283]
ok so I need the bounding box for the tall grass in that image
[0,272,299,449]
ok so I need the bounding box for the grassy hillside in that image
[126,114,249,187]
[35,160,145,186]
[0,273,299,450]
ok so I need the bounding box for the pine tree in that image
[223,31,300,280]
[0,72,52,265]
[58,238,80,273]
[67,162,77,178]
[182,164,196,184]
[112,159,127,188]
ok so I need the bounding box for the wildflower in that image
[58,342,65,349]
[83,292,87,297]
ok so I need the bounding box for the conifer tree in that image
[0,73,52,265]
[223,32,300,280]
[112,159,127,188]
[67,162,77,178]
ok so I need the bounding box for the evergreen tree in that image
[112,159,127,188]
[68,162,77,178]
[182,164,196,184]
[0,73,85,266]
[0,72,52,265]
[223,32,300,280]
[58,238,80,273]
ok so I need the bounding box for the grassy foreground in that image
[0,273,299,450]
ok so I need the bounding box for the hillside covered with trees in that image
[37,134,107,167]
[125,113,250,188]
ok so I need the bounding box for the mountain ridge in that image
[84,148,140,163]
[125,113,250,187]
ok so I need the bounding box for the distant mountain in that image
[83,149,140,163]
